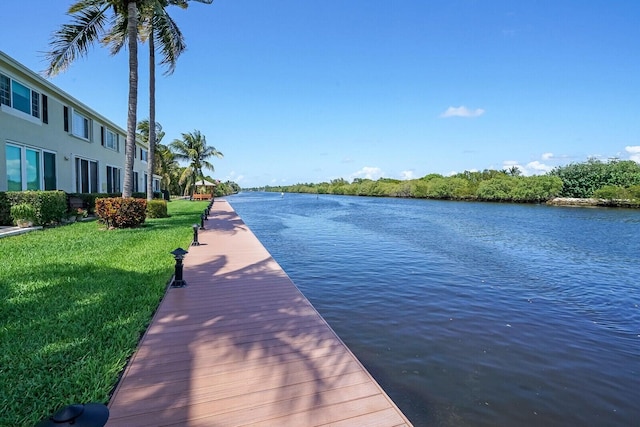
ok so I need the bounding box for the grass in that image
[0,200,209,426]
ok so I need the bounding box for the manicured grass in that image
[0,200,209,426]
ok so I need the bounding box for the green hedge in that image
[4,191,67,226]
[146,199,168,218]
[0,193,10,225]
[68,192,162,212]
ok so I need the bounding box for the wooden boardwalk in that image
[106,199,412,427]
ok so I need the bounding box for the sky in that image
[2,1,639,188]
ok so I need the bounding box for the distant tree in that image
[549,159,640,197]
[170,130,223,196]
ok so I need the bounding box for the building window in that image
[75,157,98,193]
[106,166,121,193]
[140,148,148,162]
[72,109,90,140]
[0,73,41,119]
[153,178,160,192]
[5,145,21,191]
[0,75,10,106]
[5,144,56,191]
[25,148,40,190]
[101,127,119,151]
[43,152,56,190]
[133,171,139,193]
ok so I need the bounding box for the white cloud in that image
[541,152,554,160]
[500,160,552,176]
[225,171,244,183]
[440,106,485,118]
[525,160,553,174]
[349,166,383,181]
[625,146,640,163]
[400,170,415,180]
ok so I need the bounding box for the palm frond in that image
[46,4,110,76]
[152,7,186,75]
[103,12,128,54]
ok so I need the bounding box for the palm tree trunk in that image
[147,27,156,201]
[123,0,139,198]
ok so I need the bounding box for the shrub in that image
[6,191,67,225]
[146,199,168,218]
[10,203,36,225]
[95,198,147,228]
[627,185,640,200]
[592,185,630,200]
[476,176,517,201]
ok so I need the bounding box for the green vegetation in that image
[171,130,224,197]
[9,203,36,225]
[0,200,207,426]
[263,173,564,203]
[260,159,640,207]
[549,158,640,198]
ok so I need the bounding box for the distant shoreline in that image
[546,197,639,208]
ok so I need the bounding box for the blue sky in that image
[3,1,639,187]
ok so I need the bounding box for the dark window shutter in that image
[63,106,69,131]
[42,95,48,124]
[101,126,105,146]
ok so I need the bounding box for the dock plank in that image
[106,199,412,426]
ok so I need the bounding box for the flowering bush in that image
[95,198,147,229]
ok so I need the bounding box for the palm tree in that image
[46,0,140,198]
[137,119,178,193]
[170,130,223,196]
[107,0,212,200]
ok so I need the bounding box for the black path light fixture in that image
[170,247,188,287]
[200,213,205,230]
[203,208,209,220]
[36,403,109,427]
[192,224,200,246]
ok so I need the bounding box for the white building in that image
[1,51,159,194]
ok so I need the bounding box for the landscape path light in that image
[36,403,109,427]
[200,213,205,230]
[170,247,188,287]
[192,224,200,246]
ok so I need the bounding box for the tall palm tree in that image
[170,130,223,196]
[107,0,213,200]
[46,0,140,198]
[137,119,177,193]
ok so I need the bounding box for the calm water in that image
[226,192,640,427]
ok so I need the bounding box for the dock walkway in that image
[106,199,412,426]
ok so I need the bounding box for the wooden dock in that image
[106,199,412,426]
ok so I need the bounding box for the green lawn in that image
[0,200,209,426]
